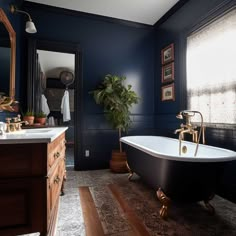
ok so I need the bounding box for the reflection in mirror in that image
[36,50,75,167]
[0,23,10,96]
[27,39,81,168]
[36,50,75,125]
[0,8,16,112]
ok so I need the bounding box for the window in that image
[186,8,236,125]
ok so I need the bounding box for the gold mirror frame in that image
[0,8,16,111]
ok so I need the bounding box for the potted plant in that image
[35,112,47,125]
[23,110,35,125]
[90,74,139,172]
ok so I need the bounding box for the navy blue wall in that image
[155,0,236,202]
[23,3,156,169]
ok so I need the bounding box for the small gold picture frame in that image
[161,83,175,101]
[161,43,174,65]
[162,62,174,83]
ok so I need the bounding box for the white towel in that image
[41,94,50,116]
[61,90,71,122]
[48,116,55,126]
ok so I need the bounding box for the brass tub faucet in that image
[175,110,205,156]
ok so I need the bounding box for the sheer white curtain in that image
[187,9,236,124]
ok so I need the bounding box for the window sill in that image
[193,122,236,130]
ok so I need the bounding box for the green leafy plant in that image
[35,111,47,118]
[24,110,34,116]
[90,74,139,152]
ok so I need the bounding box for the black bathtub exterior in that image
[125,144,231,202]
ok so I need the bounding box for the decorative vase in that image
[110,150,128,173]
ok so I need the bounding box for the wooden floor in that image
[79,184,150,236]
[79,187,104,236]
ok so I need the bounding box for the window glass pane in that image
[187,9,236,124]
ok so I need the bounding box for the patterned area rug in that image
[57,169,236,236]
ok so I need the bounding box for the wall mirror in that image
[0,8,16,102]
[27,38,83,170]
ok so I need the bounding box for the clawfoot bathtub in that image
[120,136,236,219]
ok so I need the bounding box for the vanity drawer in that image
[48,146,66,170]
[47,158,65,221]
[48,133,66,170]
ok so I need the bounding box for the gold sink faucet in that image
[5,115,29,133]
[175,110,205,156]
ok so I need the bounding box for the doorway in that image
[37,50,75,166]
[27,39,82,169]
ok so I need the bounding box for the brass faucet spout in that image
[174,128,183,134]
[180,129,191,134]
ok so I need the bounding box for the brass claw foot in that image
[156,188,171,219]
[126,162,134,181]
[204,194,215,215]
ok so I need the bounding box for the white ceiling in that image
[37,50,75,78]
[26,0,179,25]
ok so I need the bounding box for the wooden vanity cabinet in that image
[0,132,66,236]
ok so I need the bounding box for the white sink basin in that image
[23,129,53,134]
[0,126,68,144]
[5,128,53,135]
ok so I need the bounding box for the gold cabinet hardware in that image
[54,152,60,159]
[54,175,61,184]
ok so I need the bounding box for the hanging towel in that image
[41,94,50,116]
[61,90,71,122]
[48,116,55,126]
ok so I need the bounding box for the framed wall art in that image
[162,62,174,83]
[161,83,175,101]
[161,43,174,65]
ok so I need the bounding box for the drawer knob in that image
[54,175,61,184]
[54,152,60,159]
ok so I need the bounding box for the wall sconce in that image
[10,4,37,33]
